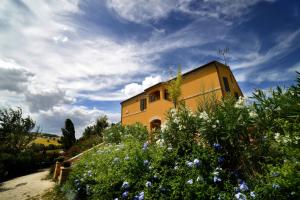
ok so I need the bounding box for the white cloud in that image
[107,0,175,23]
[231,29,300,70]
[34,105,120,138]
[107,0,276,24]
[121,75,162,97]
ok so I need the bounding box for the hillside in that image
[33,136,61,146]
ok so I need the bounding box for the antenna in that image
[218,47,229,66]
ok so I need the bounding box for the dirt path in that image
[0,169,55,200]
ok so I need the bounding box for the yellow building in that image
[121,61,243,130]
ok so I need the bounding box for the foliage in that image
[61,119,76,150]
[0,107,36,153]
[103,123,148,144]
[0,107,60,181]
[63,74,300,199]
[82,115,109,139]
[167,66,182,108]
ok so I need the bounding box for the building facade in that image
[120,61,243,130]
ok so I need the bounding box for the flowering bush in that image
[103,123,148,144]
[63,74,299,199]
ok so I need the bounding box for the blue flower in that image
[187,179,193,184]
[122,181,130,189]
[87,170,92,177]
[272,183,280,189]
[239,181,249,192]
[142,142,148,150]
[213,143,221,150]
[86,185,91,195]
[193,159,201,167]
[214,176,222,183]
[145,181,152,188]
[218,157,225,164]
[122,191,129,199]
[235,192,247,200]
[250,191,256,198]
[138,192,144,200]
[143,160,149,165]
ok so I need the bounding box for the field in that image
[33,136,61,146]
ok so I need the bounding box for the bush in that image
[63,74,300,199]
[62,161,71,168]
[103,123,148,144]
[56,156,65,163]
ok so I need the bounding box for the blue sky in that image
[0,0,299,137]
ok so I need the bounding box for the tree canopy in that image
[0,107,36,153]
[167,66,182,108]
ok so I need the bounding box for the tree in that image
[0,107,36,153]
[94,115,109,135]
[61,119,76,150]
[167,66,182,108]
[82,115,109,138]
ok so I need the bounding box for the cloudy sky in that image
[1,0,299,137]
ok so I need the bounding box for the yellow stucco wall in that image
[121,61,242,129]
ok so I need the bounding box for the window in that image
[164,89,170,101]
[149,91,160,103]
[223,77,230,92]
[140,98,147,111]
[234,92,239,99]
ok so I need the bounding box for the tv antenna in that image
[218,47,229,66]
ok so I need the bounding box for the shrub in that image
[56,156,65,163]
[103,123,148,144]
[62,161,71,168]
[63,74,300,199]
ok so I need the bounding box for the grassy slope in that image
[33,137,60,146]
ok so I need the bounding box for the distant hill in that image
[32,133,61,146]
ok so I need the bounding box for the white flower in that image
[173,117,179,124]
[179,124,185,130]
[216,120,220,124]
[187,179,193,184]
[193,159,201,167]
[167,147,173,152]
[156,139,165,147]
[212,124,216,128]
[145,181,152,187]
[161,122,167,132]
[249,110,258,118]
[196,176,203,182]
[186,161,194,167]
[235,96,246,108]
[250,191,256,198]
[170,108,177,116]
[199,111,209,120]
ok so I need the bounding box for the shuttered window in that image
[140,98,147,111]
[223,77,230,92]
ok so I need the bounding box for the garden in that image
[62,74,299,199]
